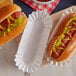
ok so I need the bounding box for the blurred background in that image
[14,0,76,16]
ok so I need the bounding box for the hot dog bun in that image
[0,0,13,9]
[0,4,27,46]
[0,4,21,22]
[47,13,76,62]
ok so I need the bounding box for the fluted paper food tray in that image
[15,11,53,73]
[45,7,76,66]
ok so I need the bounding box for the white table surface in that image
[1,38,76,76]
[30,58,76,76]
[0,39,25,76]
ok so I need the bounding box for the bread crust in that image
[0,0,13,9]
[0,4,21,22]
[47,13,76,62]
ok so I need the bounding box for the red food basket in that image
[22,0,60,14]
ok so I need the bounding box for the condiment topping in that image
[0,11,25,36]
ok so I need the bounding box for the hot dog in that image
[47,13,76,62]
[0,4,27,46]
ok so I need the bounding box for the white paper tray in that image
[15,11,53,73]
[45,7,76,66]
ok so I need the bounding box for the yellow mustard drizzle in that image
[0,25,4,30]
[8,16,16,21]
